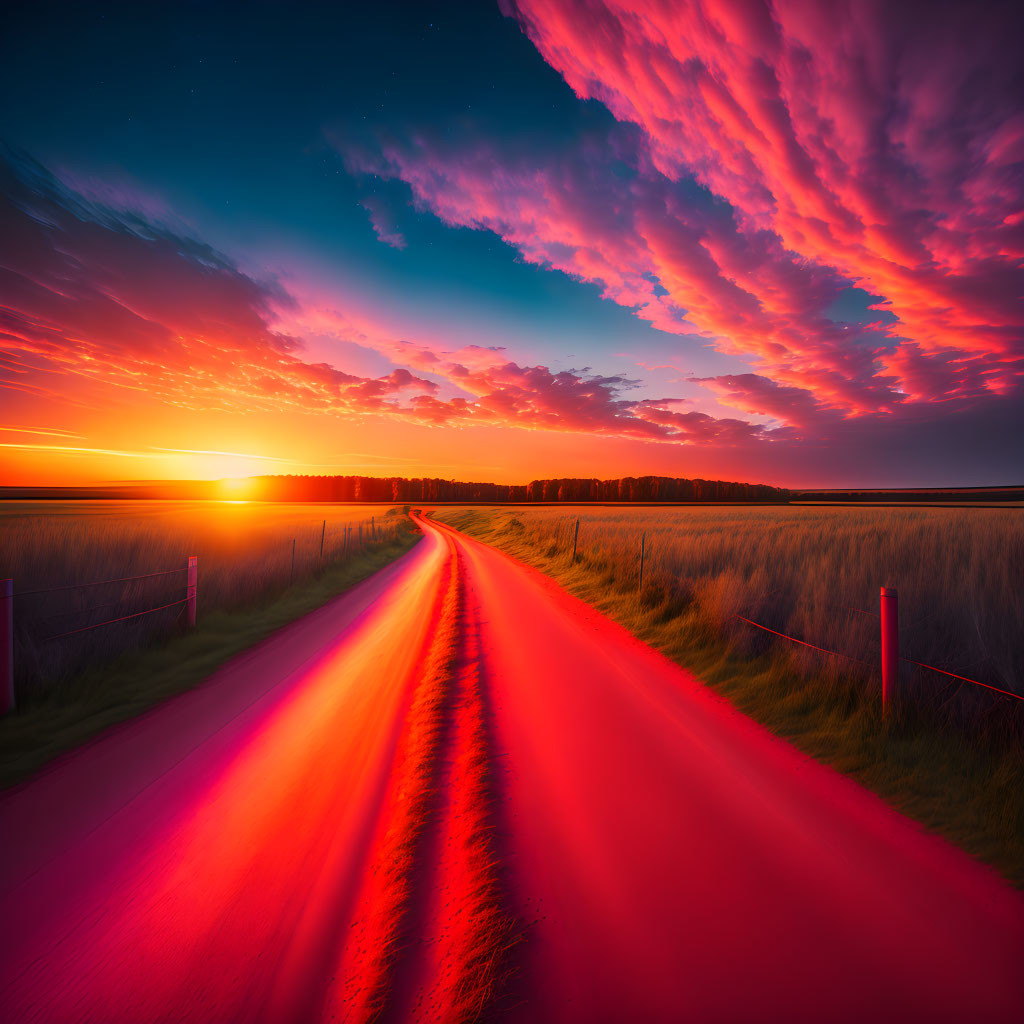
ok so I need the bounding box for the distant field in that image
[2,500,409,703]
[433,504,1024,883]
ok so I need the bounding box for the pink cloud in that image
[359,194,407,250]
[328,3,1023,435]
[0,152,778,449]
[337,124,913,418]
[499,0,1023,389]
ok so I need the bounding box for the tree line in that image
[247,474,789,503]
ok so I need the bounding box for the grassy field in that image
[431,505,1024,886]
[0,501,419,786]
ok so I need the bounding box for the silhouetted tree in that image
[246,473,789,503]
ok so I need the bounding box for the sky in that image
[0,0,1021,488]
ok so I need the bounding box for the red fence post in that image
[880,586,898,713]
[186,556,198,628]
[1,579,13,715]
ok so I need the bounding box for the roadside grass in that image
[0,530,420,789]
[431,507,1024,888]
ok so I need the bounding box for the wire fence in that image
[15,568,192,640]
[15,567,189,598]
[2,513,406,712]
[732,609,1024,703]
[554,512,1023,712]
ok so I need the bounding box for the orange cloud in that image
[0,151,780,462]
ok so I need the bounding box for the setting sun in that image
[217,476,256,501]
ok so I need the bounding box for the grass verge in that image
[432,508,1024,888]
[0,530,420,789]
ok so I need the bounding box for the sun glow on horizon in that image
[217,476,258,501]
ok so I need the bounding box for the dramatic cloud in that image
[339,126,894,416]
[332,0,1022,438]
[500,0,1024,388]
[0,153,440,418]
[0,151,774,449]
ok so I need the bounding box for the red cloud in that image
[339,127,898,414]
[0,152,775,449]
[500,0,1024,394]
[0,154,437,418]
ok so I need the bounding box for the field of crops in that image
[433,505,1024,715]
[2,500,409,700]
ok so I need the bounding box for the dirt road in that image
[1,514,1021,1022]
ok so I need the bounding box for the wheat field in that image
[434,505,1024,711]
[2,500,407,700]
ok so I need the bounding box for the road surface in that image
[1,513,1021,1022]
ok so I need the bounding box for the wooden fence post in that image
[880,586,898,713]
[1,579,13,715]
[320,520,325,561]
[186,557,198,628]
[572,517,579,562]
[639,531,646,591]
[290,538,296,586]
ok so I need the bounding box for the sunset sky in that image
[1,0,1021,488]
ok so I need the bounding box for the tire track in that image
[333,534,521,1023]
[404,567,522,1024]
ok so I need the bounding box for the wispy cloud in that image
[328,0,1022,445]
[0,443,149,458]
[0,150,783,450]
[149,447,302,463]
[0,426,85,438]
[499,0,1023,399]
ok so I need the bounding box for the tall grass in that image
[441,505,1023,714]
[433,505,1024,884]
[2,500,410,704]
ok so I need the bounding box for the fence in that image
[2,514,398,715]
[1,559,197,715]
[733,587,1024,712]
[561,514,1023,713]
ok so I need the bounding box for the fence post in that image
[639,531,646,591]
[371,515,375,539]
[290,538,296,586]
[1,579,13,715]
[186,557,198,628]
[320,520,326,561]
[880,586,898,713]
[572,517,579,563]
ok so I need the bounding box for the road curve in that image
[0,513,1021,1022]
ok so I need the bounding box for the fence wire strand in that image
[41,599,189,642]
[17,567,188,598]
[734,614,872,667]
[734,611,1021,701]
[901,658,1024,701]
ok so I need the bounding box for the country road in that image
[1,513,1022,1023]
